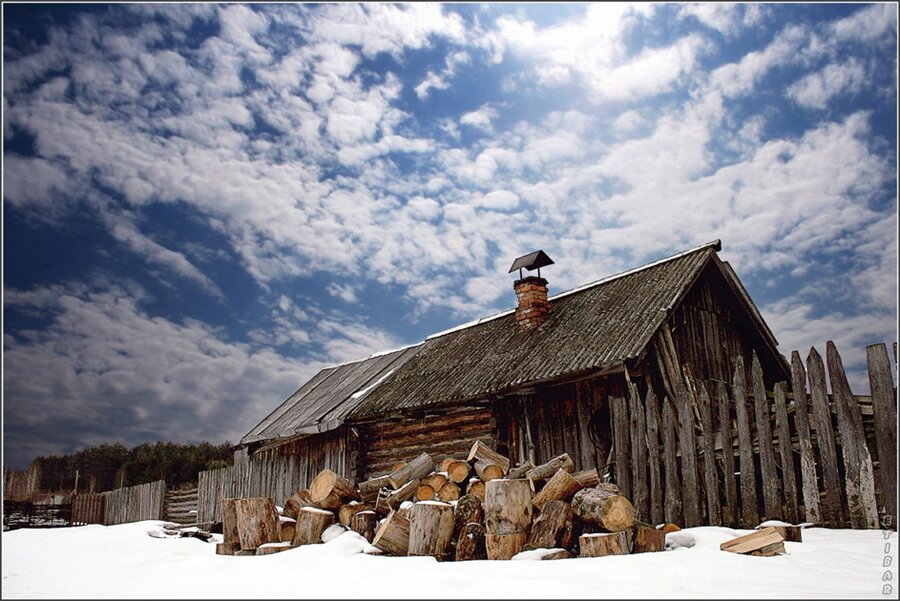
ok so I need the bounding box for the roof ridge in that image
[320,340,424,370]
[426,239,722,341]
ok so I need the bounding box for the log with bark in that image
[571,468,600,488]
[474,459,504,482]
[467,478,486,500]
[526,500,574,550]
[350,510,379,543]
[446,460,472,484]
[222,498,240,546]
[216,542,241,556]
[437,481,460,502]
[486,532,529,560]
[572,486,635,532]
[279,520,296,543]
[579,531,630,557]
[357,475,392,503]
[531,468,583,510]
[455,522,487,561]
[388,452,435,488]
[309,469,360,511]
[508,461,536,480]
[422,472,449,492]
[292,507,335,546]
[372,510,410,556]
[339,502,373,526]
[235,497,281,551]
[467,440,510,473]
[452,494,484,539]
[283,490,315,520]
[525,453,575,483]
[484,478,533,535]
[408,501,455,560]
[374,478,421,515]
[632,524,665,553]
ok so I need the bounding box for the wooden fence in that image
[71,493,106,525]
[100,480,166,525]
[611,341,896,530]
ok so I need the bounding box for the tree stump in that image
[531,468,583,510]
[580,531,630,557]
[388,452,434,488]
[350,510,379,543]
[452,494,484,542]
[572,487,635,532]
[526,500,573,550]
[525,453,575,483]
[632,525,666,553]
[339,502,373,526]
[437,481,460,502]
[486,532,529,560]
[235,497,281,551]
[283,490,315,520]
[292,507,335,546]
[408,501,455,559]
[467,441,510,473]
[310,469,360,511]
[484,479,533,535]
[372,510,410,556]
[455,522,487,561]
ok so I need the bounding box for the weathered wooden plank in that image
[717,381,738,527]
[807,347,844,526]
[790,352,821,525]
[676,380,701,527]
[610,396,631,499]
[644,387,664,525]
[827,341,878,529]
[662,398,683,525]
[698,386,721,526]
[773,382,799,524]
[867,343,897,526]
[629,383,649,522]
[752,352,781,521]
[733,356,759,527]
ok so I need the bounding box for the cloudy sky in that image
[3,3,897,469]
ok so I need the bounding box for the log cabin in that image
[237,240,790,489]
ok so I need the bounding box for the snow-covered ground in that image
[2,521,895,599]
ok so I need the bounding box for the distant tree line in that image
[22,441,234,494]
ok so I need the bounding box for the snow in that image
[321,524,347,544]
[300,507,333,515]
[511,548,565,560]
[2,522,895,599]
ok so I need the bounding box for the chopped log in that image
[526,500,573,550]
[391,461,407,472]
[283,490,315,520]
[467,441,510,473]
[438,457,457,473]
[733,357,760,527]
[579,531,630,557]
[773,383,799,524]
[807,347,844,526]
[661,398,683,526]
[571,468,600,488]
[357,475,391,503]
[467,478,485,500]
[790,352,821,525]
[235,497,281,551]
[256,543,292,555]
[716,381,739,527]
[698,386,721,526]
[216,542,241,556]
[609,396,631,499]
[408,501,455,559]
[531,468,583,510]
[423,472,449,492]
[222,498,240,545]
[676,380,701,527]
[374,478,421,515]
[372,510,410,556]
[280,521,296,543]
[757,523,803,543]
[474,459,504,482]
[292,507,335,546]
[452,494,484,542]
[415,484,436,502]
[437,481,460,502]
[455,522,487,561]
[309,469,360,512]
[720,526,785,556]
[867,343,897,526]
[350,510,379,543]
[484,479,533,536]
[339,502,373,526]
[446,460,471,484]
[525,453,574,483]
[388,452,434,489]
[644,387,664,526]
[571,487,635,532]
[661,523,681,534]
[632,524,665,553]
[508,461,536,480]
[752,352,781,521]
[486,532,528,560]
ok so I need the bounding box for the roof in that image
[240,343,422,445]
[349,240,725,419]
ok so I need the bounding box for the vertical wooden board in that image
[644,387,664,525]
[807,347,845,526]
[867,343,897,527]
[752,352,781,521]
[574,381,595,471]
[773,383,799,524]
[676,380,701,527]
[716,381,738,527]
[790,352,821,525]
[662,398,683,526]
[827,341,879,529]
[698,386,721,526]
[733,356,759,527]
[629,383,648,521]
[610,396,631,499]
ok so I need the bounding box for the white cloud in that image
[831,3,898,43]
[326,283,359,304]
[787,59,867,110]
[460,105,499,130]
[415,50,470,100]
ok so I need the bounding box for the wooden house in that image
[237,240,790,488]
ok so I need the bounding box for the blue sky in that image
[3,3,897,469]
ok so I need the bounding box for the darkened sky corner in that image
[2,3,897,469]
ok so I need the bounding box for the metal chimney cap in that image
[508,250,555,273]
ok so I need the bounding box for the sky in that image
[3,2,897,470]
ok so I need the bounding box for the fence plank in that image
[644,387,664,525]
[752,352,781,521]
[807,347,844,526]
[716,381,738,527]
[732,357,759,527]
[773,382,799,524]
[790,351,821,524]
[677,380,701,528]
[610,396,631,499]
[662,397,683,525]
[827,341,879,529]
[629,383,648,521]
[698,386,721,526]
[867,343,897,526]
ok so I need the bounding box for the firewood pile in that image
[215,440,687,559]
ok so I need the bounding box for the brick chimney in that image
[514,276,550,331]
